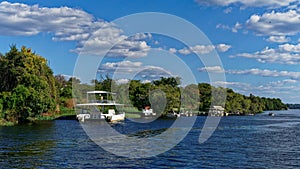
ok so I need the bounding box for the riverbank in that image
[0,119,15,126]
[0,107,76,126]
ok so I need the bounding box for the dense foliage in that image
[225,90,287,115]
[0,46,57,124]
[286,104,300,109]
[91,77,287,116]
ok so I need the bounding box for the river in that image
[1,110,300,168]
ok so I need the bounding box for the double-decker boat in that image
[76,91,125,122]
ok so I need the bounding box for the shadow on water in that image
[127,128,167,138]
[0,121,56,168]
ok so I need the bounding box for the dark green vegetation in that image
[91,76,287,116]
[0,46,287,125]
[225,89,287,115]
[0,46,75,125]
[286,104,300,109]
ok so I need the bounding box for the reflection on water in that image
[1,110,300,168]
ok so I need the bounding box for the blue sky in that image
[0,0,300,103]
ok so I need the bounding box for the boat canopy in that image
[76,103,124,106]
[86,91,116,95]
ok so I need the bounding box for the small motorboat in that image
[268,112,275,116]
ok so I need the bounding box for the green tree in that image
[0,46,58,124]
[198,83,212,112]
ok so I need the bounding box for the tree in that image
[181,84,199,110]
[198,83,212,112]
[153,77,181,87]
[0,46,58,124]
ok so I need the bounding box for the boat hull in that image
[76,113,125,122]
[106,113,125,122]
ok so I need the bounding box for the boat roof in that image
[209,106,225,111]
[76,103,124,106]
[86,91,116,94]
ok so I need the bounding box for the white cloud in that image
[195,0,296,8]
[189,45,215,54]
[216,24,231,31]
[223,7,233,14]
[198,66,225,73]
[98,61,175,81]
[0,1,95,38]
[141,79,152,84]
[0,1,151,58]
[216,44,232,52]
[85,38,150,57]
[234,43,300,65]
[66,24,151,57]
[232,22,242,33]
[213,79,300,102]
[177,44,231,55]
[168,48,177,54]
[279,43,300,52]
[228,68,300,79]
[216,23,242,33]
[99,61,145,75]
[266,36,290,43]
[178,48,192,55]
[129,33,152,40]
[213,81,242,86]
[115,78,129,84]
[245,10,300,37]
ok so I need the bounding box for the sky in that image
[0,0,300,103]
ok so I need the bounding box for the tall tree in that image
[0,46,58,124]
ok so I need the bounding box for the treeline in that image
[91,76,287,116]
[286,104,300,109]
[225,88,287,115]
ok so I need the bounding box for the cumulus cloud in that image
[216,44,232,52]
[234,43,300,65]
[266,36,291,43]
[0,1,151,58]
[198,66,225,73]
[212,81,242,86]
[216,23,242,33]
[195,0,296,8]
[225,79,300,102]
[227,68,300,79]
[221,10,300,41]
[99,60,143,73]
[175,44,231,55]
[245,10,300,37]
[74,29,151,57]
[216,24,231,31]
[279,43,300,52]
[98,60,175,81]
[168,48,177,54]
[115,78,129,84]
[213,79,300,102]
[0,1,99,40]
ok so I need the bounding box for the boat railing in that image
[89,100,116,104]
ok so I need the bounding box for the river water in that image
[1,110,300,168]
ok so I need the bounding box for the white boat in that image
[142,106,156,116]
[208,106,225,116]
[76,91,125,122]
